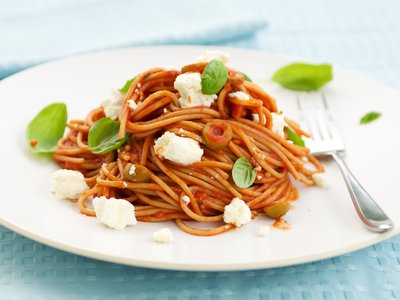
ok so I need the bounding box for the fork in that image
[296,93,393,233]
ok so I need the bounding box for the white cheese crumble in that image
[258,226,270,237]
[271,113,287,139]
[223,198,252,227]
[129,165,136,175]
[301,156,309,162]
[154,131,203,165]
[252,113,266,125]
[174,73,217,108]
[312,173,326,187]
[52,169,89,200]
[127,99,137,110]
[93,196,137,230]
[101,90,124,120]
[152,228,174,243]
[229,91,250,101]
[182,195,191,204]
[196,50,231,64]
[257,175,262,180]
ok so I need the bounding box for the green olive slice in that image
[123,163,151,183]
[263,201,290,219]
[202,120,233,150]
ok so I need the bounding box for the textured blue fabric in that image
[2,0,400,299]
[0,0,266,78]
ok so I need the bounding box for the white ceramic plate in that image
[0,46,399,271]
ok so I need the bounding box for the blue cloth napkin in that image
[0,0,267,78]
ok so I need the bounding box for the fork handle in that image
[331,153,394,233]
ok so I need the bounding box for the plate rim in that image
[0,45,399,271]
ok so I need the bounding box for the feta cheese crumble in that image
[52,169,89,200]
[271,113,287,139]
[182,195,191,204]
[152,228,174,243]
[196,50,231,64]
[129,165,136,175]
[93,196,137,230]
[252,113,267,125]
[312,173,326,187]
[154,131,203,165]
[174,73,217,108]
[127,99,137,110]
[229,91,250,101]
[223,198,252,227]
[101,90,124,120]
[258,226,271,237]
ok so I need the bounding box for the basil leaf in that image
[119,77,136,93]
[232,157,256,188]
[26,103,67,153]
[239,71,252,82]
[88,118,129,154]
[201,59,228,95]
[360,111,381,125]
[286,127,305,147]
[272,63,332,91]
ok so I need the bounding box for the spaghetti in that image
[54,59,323,236]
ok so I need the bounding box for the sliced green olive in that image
[263,201,290,219]
[202,120,233,150]
[123,163,151,183]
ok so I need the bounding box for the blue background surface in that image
[1,0,400,299]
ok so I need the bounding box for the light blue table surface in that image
[1,0,400,299]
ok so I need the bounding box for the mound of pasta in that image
[52,52,323,236]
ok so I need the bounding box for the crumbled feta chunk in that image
[52,169,89,200]
[312,173,326,187]
[258,226,270,237]
[229,91,250,100]
[301,156,309,162]
[253,165,262,172]
[252,113,266,125]
[93,196,137,230]
[127,99,137,110]
[152,228,174,243]
[101,90,124,120]
[129,165,136,175]
[257,175,262,180]
[174,73,217,108]
[182,195,191,204]
[223,198,252,227]
[271,113,287,139]
[154,131,203,165]
[178,128,184,134]
[196,50,231,64]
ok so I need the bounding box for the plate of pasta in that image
[0,46,399,271]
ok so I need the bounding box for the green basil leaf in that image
[239,71,252,82]
[360,111,381,125]
[232,157,256,188]
[286,127,305,147]
[88,118,129,154]
[272,63,333,91]
[26,102,67,153]
[119,77,136,93]
[201,59,228,95]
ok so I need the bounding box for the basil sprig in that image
[26,102,67,153]
[88,118,129,154]
[201,59,228,95]
[286,127,305,147]
[232,157,256,188]
[272,63,332,91]
[360,111,381,125]
[119,77,136,93]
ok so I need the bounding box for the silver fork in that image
[297,93,393,233]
